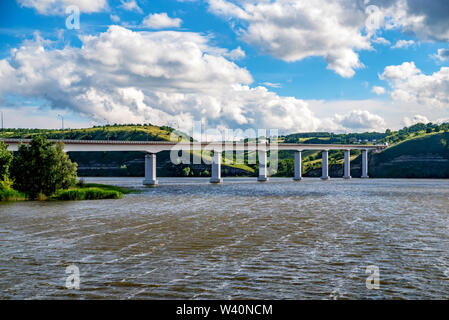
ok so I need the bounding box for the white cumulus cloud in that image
[207,0,372,78]
[371,86,386,95]
[434,48,449,61]
[17,0,108,15]
[333,110,386,131]
[391,39,415,49]
[403,114,429,126]
[224,46,246,60]
[0,26,336,134]
[376,0,449,42]
[372,37,391,45]
[142,13,182,29]
[381,62,449,108]
[119,0,142,13]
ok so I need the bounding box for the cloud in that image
[391,39,415,49]
[372,37,391,45]
[403,114,429,126]
[371,0,449,41]
[207,0,372,78]
[142,13,182,29]
[119,0,143,14]
[381,62,449,108]
[0,26,338,134]
[204,0,449,79]
[371,86,386,95]
[261,82,281,88]
[333,110,386,131]
[17,0,108,15]
[224,46,245,60]
[436,117,449,124]
[110,14,120,23]
[434,48,449,61]
[396,0,449,41]
[380,61,421,80]
[0,104,90,129]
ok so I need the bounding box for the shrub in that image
[0,177,26,201]
[11,136,78,199]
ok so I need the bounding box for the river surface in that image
[0,177,449,299]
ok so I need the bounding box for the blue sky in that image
[1,0,449,133]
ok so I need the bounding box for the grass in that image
[0,181,135,202]
[52,187,123,201]
[51,182,137,201]
[78,183,135,194]
[0,125,186,142]
[0,188,27,201]
[369,132,449,178]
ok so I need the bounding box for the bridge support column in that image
[293,150,302,181]
[344,149,352,179]
[321,150,330,180]
[143,153,158,186]
[210,150,223,184]
[258,150,268,182]
[361,149,369,179]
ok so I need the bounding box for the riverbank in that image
[0,183,135,202]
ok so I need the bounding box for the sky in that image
[0,0,449,134]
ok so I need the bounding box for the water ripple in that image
[0,178,449,299]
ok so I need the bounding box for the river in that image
[0,177,448,299]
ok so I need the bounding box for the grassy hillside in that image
[2,123,449,178]
[292,132,449,179]
[0,124,182,141]
[277,122,449,178]
[369,132,449,178]
[0,125,255,177]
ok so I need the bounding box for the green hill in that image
[369,132,449,178]
[296,132,449,178]
[276,122,449,178]
[0,124,181,141]
[0,125,255,177]
[2,123,449,179]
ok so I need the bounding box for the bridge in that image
[2,139,387,185]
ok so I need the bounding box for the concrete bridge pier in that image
[143,153,158,186]
[361,149,369,179]
[210,150,223,184]
[321,150,330,180]
[344,149,352,179]
[293,150,302,181]
[258,150,268,182]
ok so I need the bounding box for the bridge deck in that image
[1,138,387,152]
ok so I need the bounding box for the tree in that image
[0,141,13,179]
[11,136,78,199]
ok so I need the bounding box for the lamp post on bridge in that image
[57,114,64,130]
